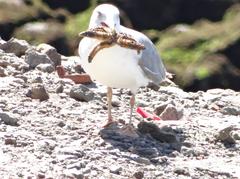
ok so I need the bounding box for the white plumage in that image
[78,4,166,128]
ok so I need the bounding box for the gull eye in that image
[97,11,103,17]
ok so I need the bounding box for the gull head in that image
[89,4,120,32]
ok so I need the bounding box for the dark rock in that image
[221,106,240,116]
[135,147,159,157]
[26,84,49,101]
[56,84,64,93]
[5,137,17,145]
[174,167,190,176]
[37,43,61,67]
[70,85,95,102]
[0,112,19,126]
[25,48,53,68]
[133,171,144,179]
[74,64,85,74]
[0,66,6,77]
[215,125,237,144]
[0,38,30,56]
[138,122,178,143]
[37,172,45,179]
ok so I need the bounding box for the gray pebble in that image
[70,85,95,102]
[0,112,19,126]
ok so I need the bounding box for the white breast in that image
[78,38,149,93]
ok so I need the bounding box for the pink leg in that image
[103,87,114,127]
[129,94,135,125]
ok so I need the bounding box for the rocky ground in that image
[1,0,240,91]
[0,38,240,179]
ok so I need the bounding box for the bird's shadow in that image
[99,121,186,163]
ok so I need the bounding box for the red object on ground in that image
[56,65,92,84]
[136,107,161,120]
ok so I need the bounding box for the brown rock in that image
[26,84,49,101]
[160,104,183,120]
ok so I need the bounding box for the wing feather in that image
[120,26,166,85]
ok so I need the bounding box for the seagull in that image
[78,4,166,130]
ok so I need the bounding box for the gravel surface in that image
[0,39,240,178]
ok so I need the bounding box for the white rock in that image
[36,63,55,73]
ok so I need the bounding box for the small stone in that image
[37,43,61,66]
[221,106,240,116]
[36,63,55,73]
[37,172,45,179]
[111,96,121,107]
[57,121,66,127]
[74,64,85,73]
[160,104,183,120]
[133,171,144,179]
[215,125,236,144]
[56,84,64,93]
[0,66,7,77]
[26,84,49,101]
[0,38,30,56]
[70,85,95,102]
[0,112,19,126]
[0,59,9,68]
[5,137,17,145]
[174,167,189,176]
[25,48,53,68]
[109,165,122,174]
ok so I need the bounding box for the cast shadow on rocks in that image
[99,121,186,161]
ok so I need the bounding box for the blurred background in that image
[0,0,240,92]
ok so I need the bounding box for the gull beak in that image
[101,22,116,34]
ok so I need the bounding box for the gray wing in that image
[120,26,166,85]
